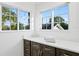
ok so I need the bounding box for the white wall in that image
[0,2,35,56]
[35,2,79,42]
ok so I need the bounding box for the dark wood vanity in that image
[24,39,79,56]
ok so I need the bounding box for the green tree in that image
[54,16,68,30]
[25,25,30,29]
[54,16,64,23]
[19,23,24,30]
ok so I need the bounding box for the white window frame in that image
[0,4,30,32]
[53,4,69,31]
[41,3,69,31]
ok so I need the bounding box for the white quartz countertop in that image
[24,36,79,54]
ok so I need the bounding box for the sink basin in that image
[44,37,55,43]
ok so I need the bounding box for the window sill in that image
[0,30,31,33]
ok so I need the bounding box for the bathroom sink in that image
[44,37,56,43]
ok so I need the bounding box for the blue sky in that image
[19,10,29,26]
[42,4,69,24]
[11,8,17,14]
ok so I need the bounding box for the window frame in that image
[41,3,69,31]
[54,4,69,30]
[0,4,30,32]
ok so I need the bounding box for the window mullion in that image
[46,17,47,29]
[0,5,2,31]
[17,9,19,31]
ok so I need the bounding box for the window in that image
[54,4,69,30]
[19,10,30,30]
[41,9,52,29]
[1,6,30,31]
[41,4,69,30]
[2,6,17,30]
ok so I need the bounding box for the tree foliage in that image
[54,16,68,30]
[54,16,64,23]
[2,7,17,30]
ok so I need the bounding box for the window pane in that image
[10,8,17,30]
[2,16,11,30]
[54,4,69,30]
[2,6,10,15]
[42,17,47,29]
[2,15,8,22]
[54,4,68,16]
[11,16,17,30]
[47,17,52,29]
[41,9,52,30]
[25,12,30,29]
[59,14,68,30]
[54,16,68,30]
[27,12,30,29]
[41,9,52,17]
[19,10,30,30]
[2,6,18,30]
[11,24,17,30]
[11,8,17,16]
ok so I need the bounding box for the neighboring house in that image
[54,24,64,30]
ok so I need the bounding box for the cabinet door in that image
[56,48,79,56]
[24,39,31,56]
[42,45,55,56]
[31,41,42,56]
[55,48,64,56]
[63,50,79,56]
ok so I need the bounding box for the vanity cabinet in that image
[24,39,55,56]
[24,39,79,56]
